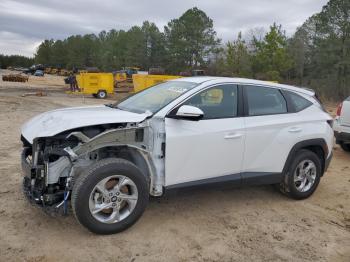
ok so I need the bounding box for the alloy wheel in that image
[89,175,138,224]
[293,160,317,192]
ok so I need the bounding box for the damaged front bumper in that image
[21,121,164,216]
[21,144,67,214]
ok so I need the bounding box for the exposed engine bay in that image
[21,120,165,214]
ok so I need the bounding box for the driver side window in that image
[183,84,238,119]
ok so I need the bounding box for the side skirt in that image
[165,172,282,191]
[241,172,283,185]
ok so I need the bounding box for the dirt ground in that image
[0,70,349,262]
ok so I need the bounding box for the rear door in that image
[241,85,297,183]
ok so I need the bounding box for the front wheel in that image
[278,149,322,200]
[72,158,149,234]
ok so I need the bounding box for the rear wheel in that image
[72,158,149,234]
[278,149,322,199]
[340,143,350,152]
[96,90,107,99]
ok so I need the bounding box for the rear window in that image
[285,91,313,112]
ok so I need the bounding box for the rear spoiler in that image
[301,87,315,96]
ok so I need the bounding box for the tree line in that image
[33,8,219,74]
[0,54,34,69]
[1,0,349,100]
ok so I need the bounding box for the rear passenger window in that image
[285,91,312,112]
[245,85,287,116]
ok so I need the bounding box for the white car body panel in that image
[334,119,350,134]
[334,97,350,142]
[164,117,245,186]
[21,105,149,143]
[243,114,296,173]
[243,105,333,173]
[338,97,350,126]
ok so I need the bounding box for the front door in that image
[164,84,245,187]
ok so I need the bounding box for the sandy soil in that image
[0,70,349,262]
[0,69,67,92]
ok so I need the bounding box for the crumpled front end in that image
[20,119,163,215]
[21,135,74,214]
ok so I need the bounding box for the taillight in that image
[336,102,343,116]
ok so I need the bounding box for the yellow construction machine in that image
[68,71,181,99]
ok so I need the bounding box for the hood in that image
[21,105,149,143]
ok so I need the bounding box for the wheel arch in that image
[283,139,328,176]
[69,127,160,195]
[96,145,153,181]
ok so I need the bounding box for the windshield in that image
[115,81,198,114]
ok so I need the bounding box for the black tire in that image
[71,158,149,234]
[96,90,107,99]
[340,143,350,152]
[278,149,322,200]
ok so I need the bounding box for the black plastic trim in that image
[324,152,333,172]
[282,138,329,176]
[166,113,203,121]
[237,85,244,117]
[21,135,32,147]
[242,172,283,185]
[166,173,242,189]
[281,89,313,113]
[280,89,295,112]
[165,172,282,190]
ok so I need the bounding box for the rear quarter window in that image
[284,91,313,112]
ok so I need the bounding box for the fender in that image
[66,127,160,196]
[282,138,328,176]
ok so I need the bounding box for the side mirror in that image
[175,105,204,120]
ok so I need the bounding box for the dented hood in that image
[21,105,149,143]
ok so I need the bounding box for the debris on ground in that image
[21,91,47,97]
[2,74,29,82]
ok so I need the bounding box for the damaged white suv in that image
[21,77,334,234]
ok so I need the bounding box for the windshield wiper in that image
[105,103,119,109]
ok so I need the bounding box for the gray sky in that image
[0,0,328,57]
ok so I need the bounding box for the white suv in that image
[334,96,350,152]
[20,77,334,234]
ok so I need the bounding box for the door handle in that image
[224,133,243,139]
[288,127,302,133]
